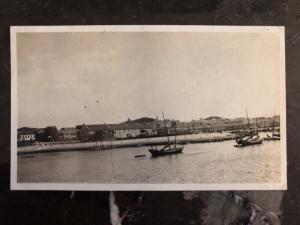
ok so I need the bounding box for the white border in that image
[10,25,287,191]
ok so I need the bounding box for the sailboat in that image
[149,111,184,157]
[266,115,280,141]
[235,111,263,147]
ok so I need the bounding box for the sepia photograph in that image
[11,25,286,190]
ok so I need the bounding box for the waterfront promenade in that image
[17,132,236,155]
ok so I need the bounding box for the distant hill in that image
[127,117,156,123]
[133,117,156,123]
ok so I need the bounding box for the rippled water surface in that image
[18,140,281,184]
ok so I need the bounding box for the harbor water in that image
[17,140,281,184]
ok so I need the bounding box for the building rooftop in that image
[18,130,35,135]
[106,123,128,130]
[83,122,154,131]
[61,127,77,131]
[125,122,153,130]
[87,124,111,132]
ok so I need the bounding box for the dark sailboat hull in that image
[149,145,184,157]
[238,139,263,147]
[235,135,263,147]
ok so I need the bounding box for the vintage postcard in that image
[11,25,286,190]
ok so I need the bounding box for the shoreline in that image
[17,133,236,155]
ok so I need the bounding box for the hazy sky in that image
[17,31,283,128]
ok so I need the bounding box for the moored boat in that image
[265,132,280,141]
[149,143,183,157]
[265,113,280,141]
[235,134,263,147]
[235,110,263,147]
[149,111,184,157]
[265,115,280,141]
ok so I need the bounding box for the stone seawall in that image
[17,133,236,155]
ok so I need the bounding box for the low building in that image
[60,127,78,141]
[17,127,36,142]
[76,124,114,141]
[44,126,59,142]
[76,122,156,141]
[76,124,90,142]
[34,128,45,141]
[106,123,129,139]
[109,122,154,139]
[86,124,114,140]
[18,131,35,142]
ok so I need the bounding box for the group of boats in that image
[234,111,280,147]
[148,110,280,158]
[234,131,280,147]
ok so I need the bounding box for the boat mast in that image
[245,110,252,133]
[272,115,275,137]
[162,110,170,143]
[264,118,267,131]
[255,117,258,132]
[173,119,177,145]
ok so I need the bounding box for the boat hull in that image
[149,145,183,157]
[264,134,280,141]
[235,135,263,147]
